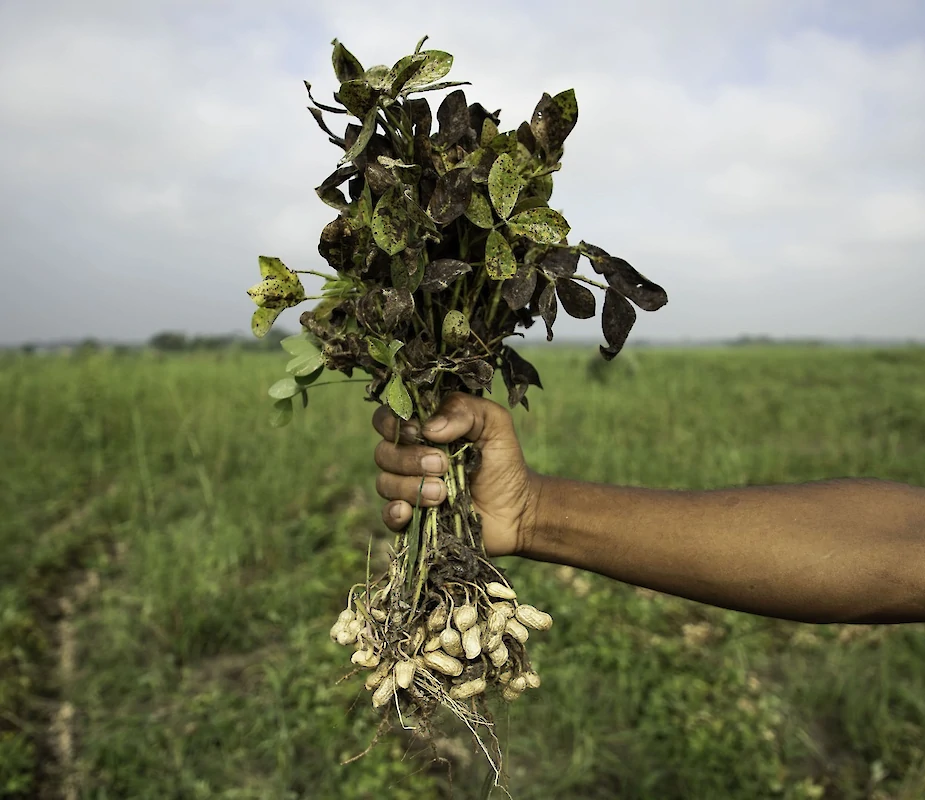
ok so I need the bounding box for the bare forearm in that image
[527,476,925,624]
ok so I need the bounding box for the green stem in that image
[571,273,609,291]
[294,269,339,280]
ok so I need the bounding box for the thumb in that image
[421,393,515,447]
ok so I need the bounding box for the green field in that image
[2,345,924,799]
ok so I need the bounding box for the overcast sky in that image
[1,0,923,346]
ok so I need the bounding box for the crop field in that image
[2,345,924,799]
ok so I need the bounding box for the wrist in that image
[518,470,551,558]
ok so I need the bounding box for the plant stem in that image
[571,273,609,291]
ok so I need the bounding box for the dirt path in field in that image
[36,484,119,800]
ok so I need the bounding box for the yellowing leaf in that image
[251,307,283,339]
[487,153,523,219]
[386,373,413,420]
[506,208,571,244]
[485,230,517,280]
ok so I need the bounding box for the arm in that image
[372,394,925,625]
[529,475,925,624]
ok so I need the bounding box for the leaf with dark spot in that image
[540,246,580,277]
[464,190,494,229]
[487,153,522,219]
[420,258,472,292]
[485,230,517,280]
[434,89,472,148]
[502,264,537,310]
[458,147,497,183]
[506,208,570,244]
[517,121,536,153]
[456,359,494,391]
[403,80,471,97]
[382,288,414,329]
[365,161,395,195]
[556,278,596,319]
[337,79,380,118]
[538,282,557,341]
[391,252,424,293]
[402,50,454,92]
[332,40,365,83]
[530,89,578,161]
[339,106,378,165]
[600,288,636,360]
[579,242,668,311]
[387,53,427,96]
[371,186,411,255]
[427,167,473,224]
[468,103,500,136]
[500,345,542,408]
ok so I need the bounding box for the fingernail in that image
[423,415,447,433]
[421,454,444,474]
[402,423,420,437]
[390,503,404,520]
[422,481,442,501]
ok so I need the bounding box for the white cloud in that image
[0,0,923,344]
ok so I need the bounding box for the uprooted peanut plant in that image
[246,36,667,786]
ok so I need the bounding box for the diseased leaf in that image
[600,288,637,360]
[540,246,580,277]
[387,53,427,96]
[307,106,342,141]
[364,64,391,90]
[533,173,554,202]
[481,118,499,147]
[500,345,542,408]
[403,50,454,91]
[456,359,494,391]
[371,186,411,255]
[434,89,471,148]
[555,278,596,319]
[503,264,537,310]
[485,230,517,280]
[420,258,471,292]
[516,121,537,153]
[258,255,291,280]
[402,80,470,96]
[381,287,415,329]
[332,40,365,83]
[386,373,413,420]
[458,147,497,183]
[487,153,522,219]
[427,167,473,224]
[339,106,378,165]
[251,307,283,339]
[442,310,470,347]
[506,207,570,244]
[464,191,494,229]
[337,79,379,118]
[538,281,557,341]
[247,270,305,310]
[579,241,668,311]
[530,89,579,160]
[304,81,347,115]
[391,251,425,292]
[270,397,294,428]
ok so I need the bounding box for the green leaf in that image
[286,348,324,377]
[485,230,517,280]
[402,50,453,91]
[268,377,303,400]
[464,191,494,229]
[401,79,470,97]
[270,398,294,428]
[388,339,405,359]
[332,40,364,83]
[281,332,320,356]
[367,337,392,366]
[295,366,324,386]
[339,105,378,165]
[251,307,283,339]
[506,208,571,244]
[386,373,413,420]
[442,310,470,347]
[371,186,411,255]
[487,153,522,219]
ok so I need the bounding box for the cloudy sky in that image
[1,0,923,346]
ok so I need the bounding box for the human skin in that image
[372,393,925,625]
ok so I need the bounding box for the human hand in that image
[372,393,541,558]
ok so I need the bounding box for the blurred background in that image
[1,2,924,798]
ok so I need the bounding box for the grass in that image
[1,344,924,799]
